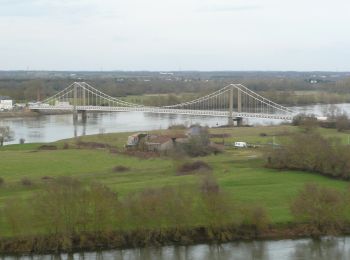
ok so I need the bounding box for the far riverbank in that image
[0,111,39,118]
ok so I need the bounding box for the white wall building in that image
[0,97,13,110]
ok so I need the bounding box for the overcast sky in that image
[0,0,349,71]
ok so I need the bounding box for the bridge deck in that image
[30,105,293,120]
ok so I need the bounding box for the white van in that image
[234,142,247,148]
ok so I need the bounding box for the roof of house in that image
[148,135,172,144]
[147,134,188,144]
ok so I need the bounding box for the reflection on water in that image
[2,237,350,260]
[1,103,350,145]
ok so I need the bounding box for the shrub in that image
[21,177,33,187]
[265,131,350,179]
[0,177,4,186]
[123,186,195,229]
[177,160,212,175]
[183,127,212,157]
[241,205,270,232]
[38,145,57,150]
[200,174,220,194]
[168,124,187,130]
[199,175,237,227]
[335,113,350,132]
[32,177,119,235]
[76,141,110,149]
[292,113,317,126]
[41,176,54,181]
[291,183,345,234]
[113,165,130,172]
[63,143,69,149]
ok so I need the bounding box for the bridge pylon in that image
[228,86,234,126]
[73,83,78,122]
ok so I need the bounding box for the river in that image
[2,236,350,260]
[1,103,349,145]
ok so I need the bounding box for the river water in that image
[2,236,350,260]
[1,103,350,145]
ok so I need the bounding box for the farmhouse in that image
[145,134,188,152]
[125,132,188,153]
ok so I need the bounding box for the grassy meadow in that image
[0,125,349,233]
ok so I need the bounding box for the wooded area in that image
[1,71,350,106]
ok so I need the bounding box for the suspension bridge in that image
[29,82,294,125]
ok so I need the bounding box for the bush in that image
[292,114,318,132]
[41,176,54,181]
[241,205,270,232]
[177,160,212,175]
[335,113,350,132]
[291,183,345,234]
[0,177,4,186]
[38,145,57,150]
[265,131,350,179]
[113,165,130,172]
[168,124,187,130]
[20,177,33,187]
[200,174,220,194]
[123,186,196,229]
[30,177,119,235]
[182,127,212,157]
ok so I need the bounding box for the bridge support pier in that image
[235,117,243,127]
[227,117,234,126]
[81,110,87,123]
[73,110,78,122]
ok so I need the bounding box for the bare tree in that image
[0,126,13,146]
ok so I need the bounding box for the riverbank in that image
[0,111,39,118]
[0,125,350,254]
[1,223,350,254]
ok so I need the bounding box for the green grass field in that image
[0,125,349,232]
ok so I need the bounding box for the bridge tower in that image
[228,86,243,126]
[236,88,243,126]
[73,83,78,122]
[228,86,234,126]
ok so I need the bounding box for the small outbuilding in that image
[234,142,247,148]
[0,96,13,111]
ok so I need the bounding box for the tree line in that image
[1,75,350,105]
